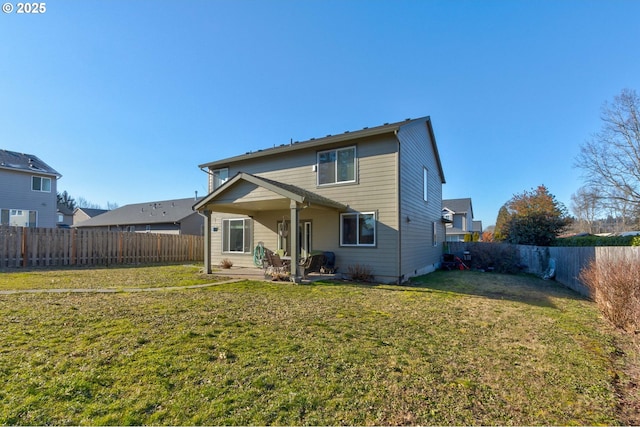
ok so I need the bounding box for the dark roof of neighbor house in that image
[473,220,483,233]
[0,149,61,177]
[74,198,202,228]
[199,116,446,184]
[74,207,109,218]
[57,204,74,216]
[442,198,473,216]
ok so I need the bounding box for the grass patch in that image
[0,268,637,424]
[0,264,214,290]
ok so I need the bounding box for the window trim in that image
[317,146,357,186]
[222,218,252,254]
[340,211,376,247]
[31,176,52,193]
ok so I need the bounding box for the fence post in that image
[71,228,77,265]
[156,234,161,263]
[21,227,28,267]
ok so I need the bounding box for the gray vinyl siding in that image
[0,169,58,228]
[397,120,443,279]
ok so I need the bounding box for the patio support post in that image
[203,209,212,274]
[289,199,301,282]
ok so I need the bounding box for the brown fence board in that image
[0,226,203,268]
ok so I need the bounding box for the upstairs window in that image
[340,212,376,247]
[32,176,51,192]
[318,146,356,185]
[211,168,229,191]
[442,211,453,228]
[423,167,428,202]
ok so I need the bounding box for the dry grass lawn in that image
[0,265,638,425]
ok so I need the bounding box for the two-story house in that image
[194,117,446,283]
[442,198,476,241]
[0,149,61,228]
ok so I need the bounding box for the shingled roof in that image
[442,198,473,215]
[199,116,446,184]
[75,198,201,227]
[0,149,61,177]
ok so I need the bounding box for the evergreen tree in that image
[494,205,511,241]
[57,191,76,210]
[501,185,571,246]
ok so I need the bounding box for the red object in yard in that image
[455,256,470,270]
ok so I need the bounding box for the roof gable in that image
[194,172,347,214]
[74,208,109,218]
[442,198,473,216]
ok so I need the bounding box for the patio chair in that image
[264,251,290,279]
[271,252,290,269]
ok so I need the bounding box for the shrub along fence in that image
[0,226,203,268]
[447,242,640,297]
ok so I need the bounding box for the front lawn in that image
[0,269,637,425]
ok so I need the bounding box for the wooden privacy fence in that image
[447,242,640,297]
[0,226,204,268]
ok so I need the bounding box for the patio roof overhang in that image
[193,172,348,215]
[195,172,347,280]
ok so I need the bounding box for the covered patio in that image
[202,265,341,283]
[193,172,347,282]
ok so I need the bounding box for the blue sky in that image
[2,0,639,226]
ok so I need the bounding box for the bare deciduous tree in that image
[570,186,602,233]
[575,89,640,217]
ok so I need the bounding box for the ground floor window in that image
[340,212,376,246]
[0,208,37,227]
[222,218,252,253]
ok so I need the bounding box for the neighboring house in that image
[74,198,204,235]
[56,203,74,228]
[442,198,475,242]
[0,149,61,228]
[194,116,447,283]
[473,220,483,238]
[73,207,108,225]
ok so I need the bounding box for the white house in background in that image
[442,198,477,241]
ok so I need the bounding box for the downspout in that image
[395,129,402,283]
